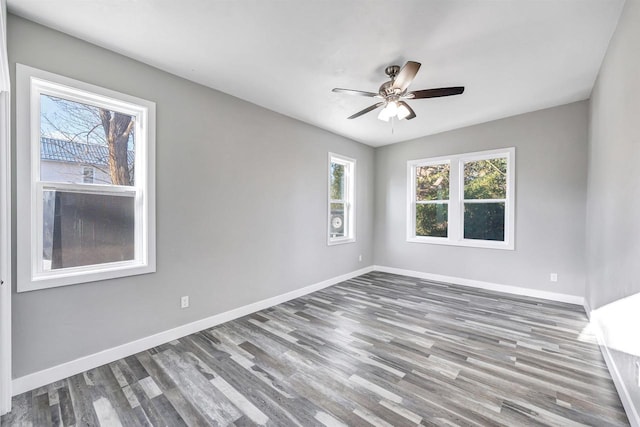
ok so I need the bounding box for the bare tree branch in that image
[40,95,135,185]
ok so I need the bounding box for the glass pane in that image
[330,162,345,200]
[416,163,449,201]
[416,203,448,237]
[464,202,505,241]
[83,167,94,184]
[40,94,136,186]
[330,202,345,238]
[464,158,507,199]
[42,190,135,270]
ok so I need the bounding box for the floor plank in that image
[1,272,629,426]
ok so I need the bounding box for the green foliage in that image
[462,158,507,241]
[416,204,448,237]
[330,163,344,200]
[416,164,449,201]
[464,158,506,200]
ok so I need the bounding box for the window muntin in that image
[328,153,355,244]
[407,148,515,249]
[17,64,156,291]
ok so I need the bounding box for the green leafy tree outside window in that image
[464,158,507,241]
[416,164,449,237]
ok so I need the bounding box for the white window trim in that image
[328,152,356,245]
[407,147,515,250]
[16,64,156,292]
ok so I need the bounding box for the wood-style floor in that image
[1,272,629,426]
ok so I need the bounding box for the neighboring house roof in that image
[40,137,134,167]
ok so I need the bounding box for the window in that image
[407,148,515,249]
[414,162,450,238]
[82,166,94,184]
[328,153,355,244]
[16,64,156,291]
[463,157,508,241]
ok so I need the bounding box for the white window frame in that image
[16,64,156,292]
[407,147,515,250]
[328,153,356,245]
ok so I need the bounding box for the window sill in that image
[406,236,514,250]
[328,237,356,246]
[19,261,156,292]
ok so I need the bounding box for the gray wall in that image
[374,102,589,297]
[586,0,640,414]
[8,15,374,378]
[587,0,640,310]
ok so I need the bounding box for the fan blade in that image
[398,101,416,120]
[347,102,385,119]
[408,86,465,99]
[392,61,421,92]
[332,88,380,98]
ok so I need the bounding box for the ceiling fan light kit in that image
[378,101,411,122]
[332,61,465,122]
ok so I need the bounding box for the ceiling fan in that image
[332,61,464,121]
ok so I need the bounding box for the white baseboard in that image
[373,265,585,305]
[583,300,592,320]
[12,266,374,396]
[590,315,640,427]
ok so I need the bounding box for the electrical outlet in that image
[180,296,189,309]
[358,254,362,262]
[550,273,558,282]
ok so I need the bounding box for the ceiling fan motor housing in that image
[379,81,398,97]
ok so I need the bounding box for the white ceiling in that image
[7,0,624,147]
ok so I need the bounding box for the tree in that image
[40,94,135,185]
[415,164,449,237]
[330,162,344,200]
[463,158,506,200]
[99,110,134,185]
[463,158,507,240]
